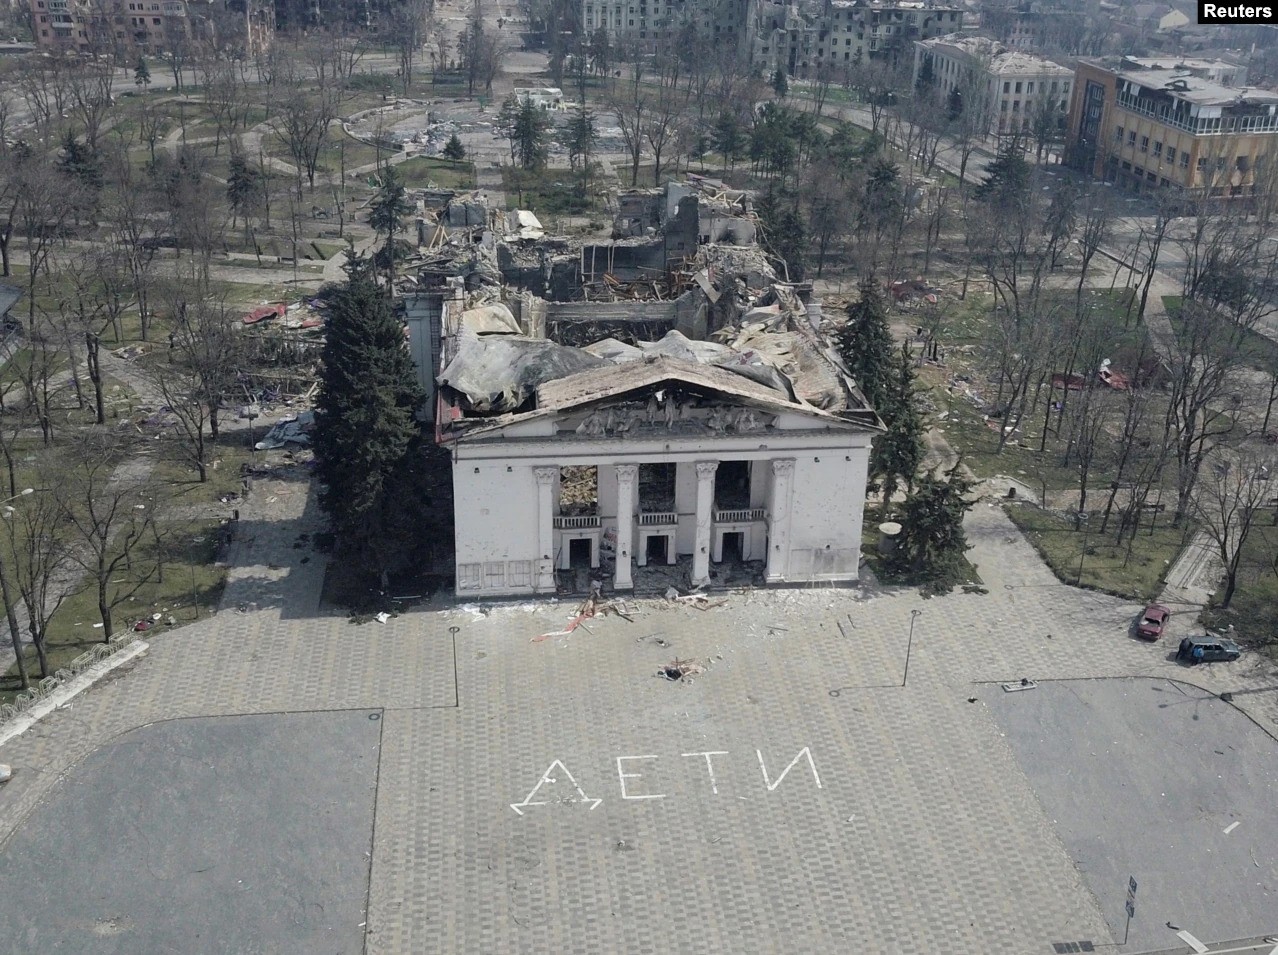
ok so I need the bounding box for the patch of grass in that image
[0,518,228,702]
[151,436,255,504]
[1163,295,1278,373]
[1005,503,1190,600]
[919,287,1161,489]
[395,156,477,191]
[1200,521,1278,662]
[346,72,396,95]
[501,167,594,216]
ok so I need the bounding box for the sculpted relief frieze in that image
[564,393,773,439]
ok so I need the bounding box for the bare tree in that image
[2,475,78,679]
[17,55,72,144]
[1028,95,1061,165]
[104,148,160,340]
[58,433,156,640]
[0,146,23,278]
[0,72,17,153]
[136,94,170,165]
[1074,192,1113,303]
[801,159,853,277]
[67,62,115,150]
[200,55,248,156]
[1163,209,1278,524]
[385,0,433,95]
[1195,449,1277,608]
[154,359,212,483]
[643,80,686,185]
[0,544,29,690]
[60,247,135,424]
[948,68,994,185]
[607,63,648,187]
[272,52,344,193]
[1163,299,1249,526]
[13,151,80,326]
[13,308,66,445]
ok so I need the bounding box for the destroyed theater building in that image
[402,179,882,598]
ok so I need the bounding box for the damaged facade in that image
[402,181,882,598]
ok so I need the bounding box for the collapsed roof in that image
[422,177,879,436]
[437,329,609,414]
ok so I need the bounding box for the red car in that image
[1136,604,1170,640]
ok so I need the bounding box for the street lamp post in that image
[1076,510,1091,585]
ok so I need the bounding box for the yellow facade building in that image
[1065,56,1278,197]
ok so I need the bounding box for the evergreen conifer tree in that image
[834,279,895,410]
[443,133,467,162]
[369,165,414,287]
[974,141,1031,207]
[870,343,925,505]
[893,463,976,591]
[314,253,429,590]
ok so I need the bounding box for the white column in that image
[534,466,557,591]
[614,463,637,590]
[691,460,718,586]
[766,458,795,582]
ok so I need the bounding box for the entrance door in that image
[720,531,744,563]
[568,538,592,568]
[645,535,668,564]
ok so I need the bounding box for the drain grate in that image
[1051,943,1095,954]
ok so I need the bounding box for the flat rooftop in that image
[1113,67,1278,108]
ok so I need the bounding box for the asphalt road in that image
[984,677,1278,953]
[0,709,381,954]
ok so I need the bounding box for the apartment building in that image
[28,0,199,55]
[580,0,753,54]
[913,34,1072,136]
[1065,56,1278,196]
[580,0,961,76]
[752,0,962,77]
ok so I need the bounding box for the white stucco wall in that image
[452,462,541,593]
[450,417,875,595]
[783,450,871,582]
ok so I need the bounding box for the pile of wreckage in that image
[254,409,315,451]
[399,178,764,305]
[401,177,879,439]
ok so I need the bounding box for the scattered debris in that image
[664,589,727,610]
[376,612,391,624]
[1223,820,1241,834]
[112,344,150,361]
[1001,678,1038,692]
[533,593,636,641]
[254,410,315,451]
[0,764,10,784]
[242,303,287,326]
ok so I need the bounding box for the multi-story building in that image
[580,0,753,56]
[579,0,961,77]
[1065,56,1278,196]
[751,0,963,78]
[912,34,1073,136]
[28,0,202,55]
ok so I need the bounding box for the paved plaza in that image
[1,482,1277,953]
